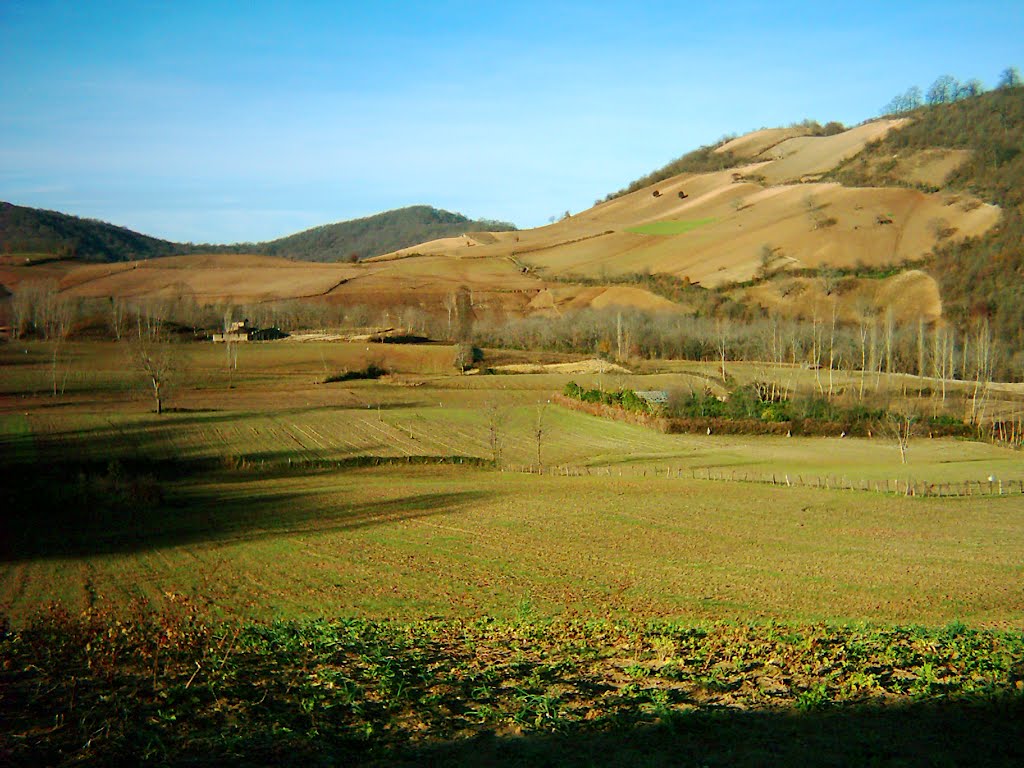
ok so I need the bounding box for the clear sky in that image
[2,1,1022,244]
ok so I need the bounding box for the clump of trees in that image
[562,382,652,414]
[882,66,1020,115]
[666,383,968,442]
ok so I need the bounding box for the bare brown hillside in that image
[1,118,1002,327]
[378,118,997,290]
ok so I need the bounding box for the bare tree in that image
[10,280,45,339]
[969,319,994,425]
[443,290,458,339]
[453,342,474,373]
[810,311,824,393]
[916,318,927,379]
[854,299,874,400]
[223,306,238,377]
[128,318,178,415]
[827,304,839,397]
[883,307,895,377]
[533,402,548,469]
[483,400,508,467]
[927,74,960,105]
[715,318,731,381]
[757,244,780,280]
[884,408,918,465]
[109,296,129,340]
[49,296,77,397]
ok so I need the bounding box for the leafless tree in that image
[969,319,994,425]
[483,400,508,467]
[443,290,458,339]
[883,306,896,378]
[49,296,77,397]
[916,318,927,379]
[883,407,918,465]
[108,296,129,340]
[128,318,178,415]
[715,318,731,381]
[223,306,238,378]
[853,299,875,400]
[827,304,839,397]
[453,342,474,373]
[533,402,548,469]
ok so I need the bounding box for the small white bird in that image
[706,427,712,435]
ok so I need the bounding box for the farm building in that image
[212,319,286,342]
[635,390,669,409]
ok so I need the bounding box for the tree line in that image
[837,82,1024,370]
[882,66,1021,114]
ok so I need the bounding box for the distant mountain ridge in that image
[0,201,182,261]
[0,202,516,263]
[250,206,516,262]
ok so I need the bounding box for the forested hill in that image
[0,201,182,261]
[251,206,516,262]
[0,203,516,263]
[830,82,1024,356]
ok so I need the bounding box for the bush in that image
[760,402,792,422]
[562,381,651,414]
[323,363,387,383]
[723,385,764,420]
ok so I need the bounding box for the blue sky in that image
[2,1,1022,244]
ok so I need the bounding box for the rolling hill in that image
[3,84,1022,361]
[250,205,516,262]
[0,203,515,264]
[0,202,183,262]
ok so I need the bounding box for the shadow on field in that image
[1,453,489,561]
[218,696,1024,768]
[1,402,433,461]
[382,697,1024,768]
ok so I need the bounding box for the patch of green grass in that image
[625,218,716,236]
[3,462,1022,628]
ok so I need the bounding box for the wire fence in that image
[501,463,1024,498]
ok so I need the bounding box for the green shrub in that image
[760,402,792,422]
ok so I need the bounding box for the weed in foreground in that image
[1,601,1022,765]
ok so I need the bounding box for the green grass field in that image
[2,341,1022,628]
[3,464,1020,628]
[2,340,1022,765]
[626,218,716,236]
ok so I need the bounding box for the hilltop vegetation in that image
[0,203,515,263]
[832,82,1024,361]
[601,119,846,202]
[0,201,183,261]
[250,205,516,262]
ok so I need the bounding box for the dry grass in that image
[2,123,1000,329]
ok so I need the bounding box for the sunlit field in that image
[2,338,1022,766]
